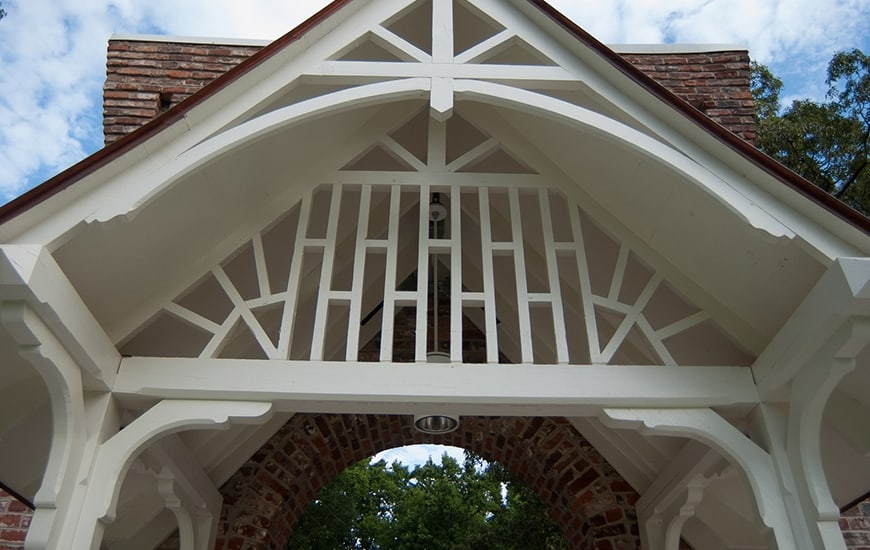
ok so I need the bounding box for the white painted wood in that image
[450,186,463,363]
[212,266,278,358]
[310,185,343,361]
[381,135,428,172]
[380,186,402,361]
[0,302,88,550]
[199,311,241,359]
[567,199,602,363]
[654,311,709,341]
[538,189,569,364]
[637,317,678,367]
[454,29,514,64]
[115,359,759,414]
[600,273,663,364]
[509,188,534,363]
[332,171,550,188]
[445,137,500,172]
[451,79,795,239]
[636,441,724,550]
[602,408,797,549]
[146,436,222,550]
[415,183,431,362]
[755,258,870,396]
[314,61,573,83]
[478,188,500,363]
[608,244,630,302]
[0,245,120,389]
[430,77,455,122]
[371,26,432,63]
[70,400,272,550]
[432,0,454,63]
[251,233,271,299]
[346,185,372,360]
[787,321,868,548]
[278,190,314,359]
[164,302,223,336]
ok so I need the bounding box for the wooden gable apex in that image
[0,0,866,237]
[1,0,866,354]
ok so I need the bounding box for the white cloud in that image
[0,0,867,201]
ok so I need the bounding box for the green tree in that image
[0,2,6,20]
[751,50,870,214]
[288,452,568,550]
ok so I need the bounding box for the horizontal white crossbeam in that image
[314,61,574,86]
[114,358,758,416]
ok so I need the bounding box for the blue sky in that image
[0,0,868,202]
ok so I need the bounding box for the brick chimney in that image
[102,37,756,144]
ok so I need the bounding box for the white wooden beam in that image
[314,61,573,83]
[0,245,119,389]
[602,408,796,549]
[70,400,273,550]
[432,0,454,64]
[114,359,758,415]
[144,436,222,550]
[754,258,870,397]
[0,302,90,549]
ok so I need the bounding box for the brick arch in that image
[216,414,640,550]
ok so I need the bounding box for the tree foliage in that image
[0,3,5,21]
[752,50,870,214]
[288,453,567,550]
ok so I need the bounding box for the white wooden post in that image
[751,319,870,550]
[70,400,273,550]
[602,408,797,549]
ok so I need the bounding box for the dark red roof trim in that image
[1,0,867,234]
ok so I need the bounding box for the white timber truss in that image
[1,1,869,550]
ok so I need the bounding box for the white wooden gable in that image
[1,1,870,549]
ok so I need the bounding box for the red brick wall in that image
[842,499,870,549]
[103,39,756,144]
[217,414,639,550]
[619,51,756,142]
[103,40,261,142]
[0,489,31,549]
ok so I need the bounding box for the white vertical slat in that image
[509,188,533,363]
[380,185,402,362]
[538,189,569,364]
[568,204,602,363]
[277,190,313,358]
[346,185,373,361]
[310,185,343,361]
[450,186,462,363]
[428,119,447,170]
[478,188,499,364]
[415,184,431,362]
[432,0,454,63]
[609,245,630,302]
[251,233,271,299]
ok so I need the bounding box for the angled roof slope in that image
[0,0,866,232]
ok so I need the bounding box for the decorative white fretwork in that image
[122,106,750,366]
